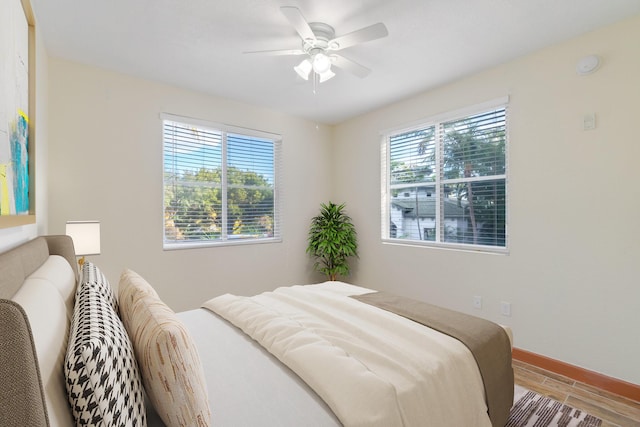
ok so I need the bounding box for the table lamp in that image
[65,220,101,267]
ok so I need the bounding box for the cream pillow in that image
[118,269,211,427]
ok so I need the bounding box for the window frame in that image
[161,113,282,250]
[381,97,509,254]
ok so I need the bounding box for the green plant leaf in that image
[306,201,358,281]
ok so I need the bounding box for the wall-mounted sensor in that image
[576,55,600,75]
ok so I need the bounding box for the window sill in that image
[381,238,509,255]
[163,237,282,251]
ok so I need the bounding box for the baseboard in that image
[512,348,640,403]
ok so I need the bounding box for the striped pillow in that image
[118,269,211,427]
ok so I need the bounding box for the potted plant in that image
[306,202,358,281]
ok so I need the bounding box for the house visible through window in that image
[382,99,508,252]
[162,114,281,249]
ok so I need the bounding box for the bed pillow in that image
[26,255,77,318]
[77,261,119,311]
[118,269,211,427]
[65,283,147,427]
[117,267,159,299]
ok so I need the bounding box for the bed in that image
[0,235,513,427]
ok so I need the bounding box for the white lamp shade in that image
[66,221,101,256]
[312,53,331,74]
[294,59,312,80]
[318,68,335,83]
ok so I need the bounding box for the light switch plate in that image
[583,113,596,130]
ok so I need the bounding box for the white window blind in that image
[163,116,281,249]
[383,101,508,251]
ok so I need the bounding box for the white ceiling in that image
[31,0,640,124]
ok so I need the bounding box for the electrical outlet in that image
[473,296,482,309]
[500,301,511,317]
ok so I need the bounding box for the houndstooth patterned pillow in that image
[77,261,118,311]
[65,284,146,427]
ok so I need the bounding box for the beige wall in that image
[38,11,640,385]
[46,59,334,311]
[333,14,640,384]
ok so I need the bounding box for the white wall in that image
[333,15,640,384]
[0,14,49,252]
[46,59,333,311]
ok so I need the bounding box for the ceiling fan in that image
[245,6,388,83]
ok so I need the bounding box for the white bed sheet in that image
[145,308,341,427]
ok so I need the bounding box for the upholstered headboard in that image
[0,236,77,427]
[0,236,76,299]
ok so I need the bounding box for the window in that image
[162,114,281,249]
[382,99,508,252]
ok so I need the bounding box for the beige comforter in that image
[202,282,492,427]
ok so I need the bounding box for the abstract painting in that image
[0,0,30,217]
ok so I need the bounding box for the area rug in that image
[506,385,603,427]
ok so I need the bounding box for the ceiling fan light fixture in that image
[247,7,389,87]
[294,58,312,80]
[312,52,332,74]
[318,68,335,83]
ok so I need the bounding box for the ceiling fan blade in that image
[329,22,388,51]
[331,55,371,78]
[280,6,316,41]
[243,48,306,56]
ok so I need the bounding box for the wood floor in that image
[513,359,640,427]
